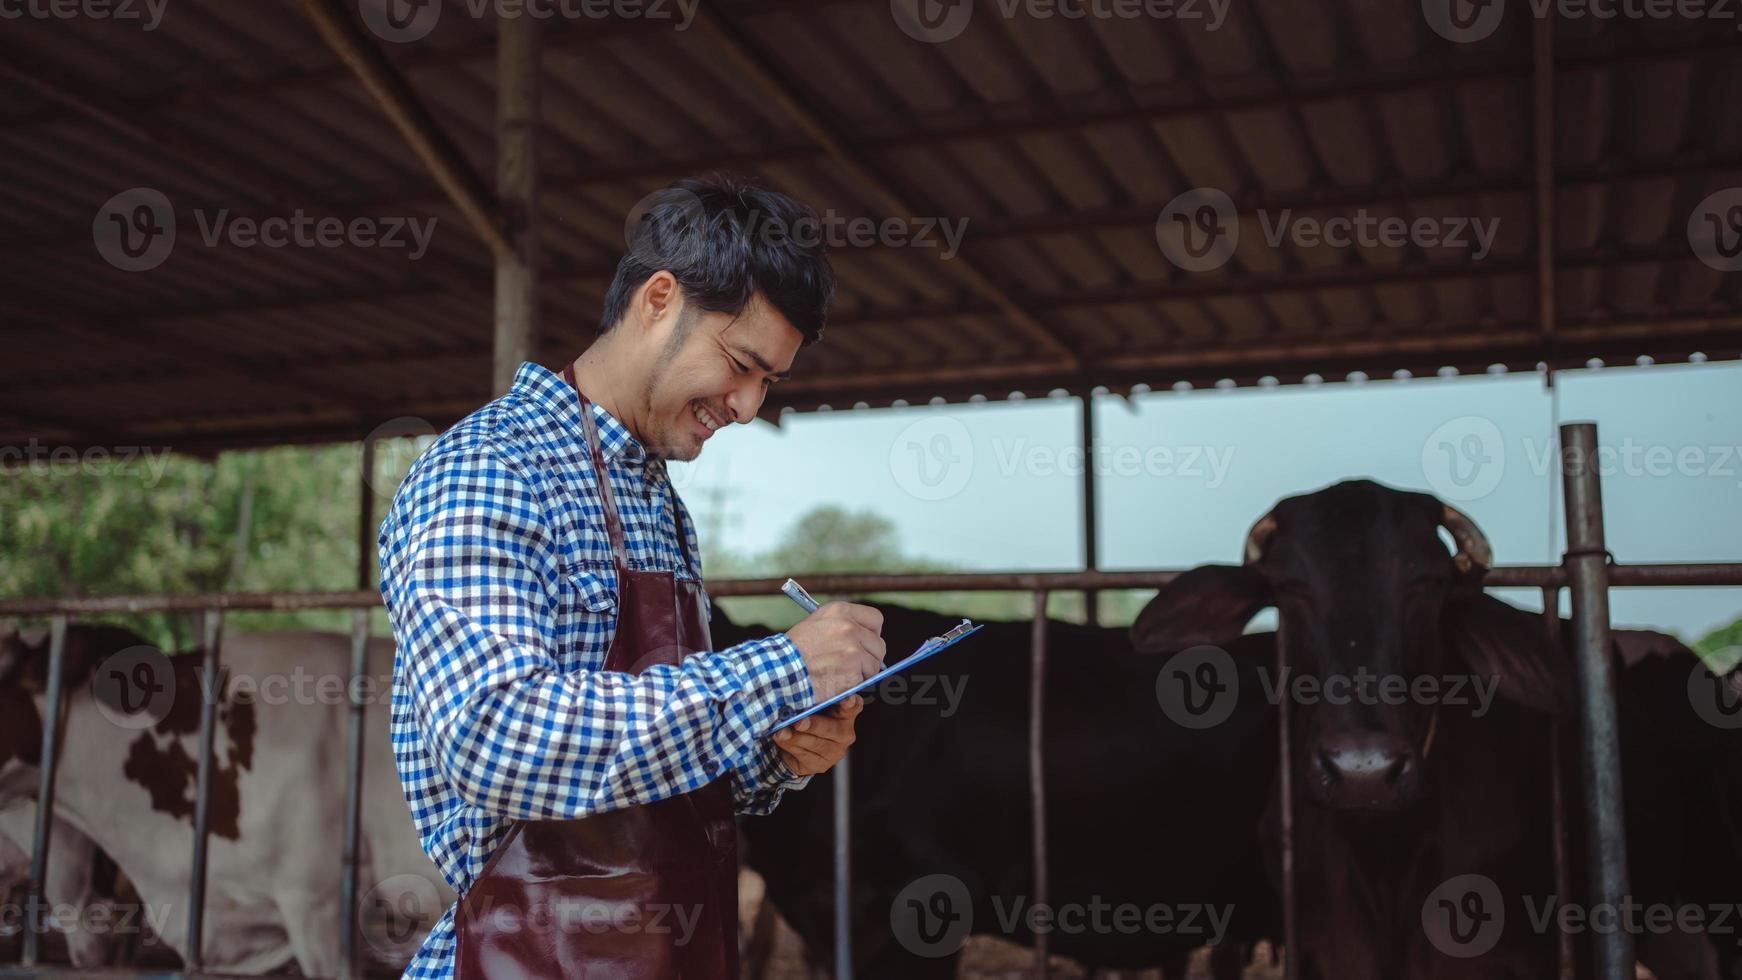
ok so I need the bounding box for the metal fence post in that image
[1080,395,1099,627]
[1558,421,1634,980]
[1277,618,1298,980]
[1541,587,1576,980]
[339,608,372,978]
[357,435,377,594]
[834,751,852,980]
[1029,590,1050,979]
[22,614,69,968]
[186,609,225,971]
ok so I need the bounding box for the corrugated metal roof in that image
[2,0,1738,453]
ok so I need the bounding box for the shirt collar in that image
[511,361,649,467]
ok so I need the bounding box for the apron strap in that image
[562,362,629,566]
[666,478,698,580]
[562,363,701,581]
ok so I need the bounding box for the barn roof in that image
[3,0,1739,455]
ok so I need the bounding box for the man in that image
[378,175,887,979]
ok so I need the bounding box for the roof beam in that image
[0,41,494,413]
[6,31,1729,228]
[0,240,1712,395]
[5,19,1728,154]
[7,313,1735,451]
[10,147,1734,283]
[299,0,510,259]
[54,322,383,416]
[826,241,1699,326]
[769,315,1742,401]
[0,44,481,284]
[690,9,1080,369]
[0,0,838,133]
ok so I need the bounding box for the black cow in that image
[1129,479,1742,980]
[721,603,1280,978]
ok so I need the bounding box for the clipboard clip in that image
[912,619,975,657]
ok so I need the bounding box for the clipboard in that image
[770,620,984,733]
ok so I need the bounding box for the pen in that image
[778,580,823,733]
[781,577,820,614]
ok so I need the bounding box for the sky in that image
[668,359,1742,643]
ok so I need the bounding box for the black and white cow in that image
[0,626,453,974]
[0,804,118,967]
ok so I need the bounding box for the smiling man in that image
[378,175,888,979]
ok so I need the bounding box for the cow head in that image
[1131,480,1570,812]
[0,629,47,781]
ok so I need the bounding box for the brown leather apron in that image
[454,365,739,980]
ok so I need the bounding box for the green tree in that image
[762,506,932,574]
[709,504,1123,630]
[0,444,371,649]
[1695,615,1742,673]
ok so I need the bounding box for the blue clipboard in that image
[770,621,984,733]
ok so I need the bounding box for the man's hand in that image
[775,695,862,776]
[785,601,885,701]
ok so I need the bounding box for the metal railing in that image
[1,422,1740,978]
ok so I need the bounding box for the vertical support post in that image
[1079,395,1099,627]
[1542,586,1576,980]
[1029,589,1050,979]
[186,609,224,971]
[1533,10,1558,381]
[494,10,540,395]
[22,614,69,968]
[833,754,852,980]
[338,609,372,979]
[1558,421,1634,980]
[357,435,377,592]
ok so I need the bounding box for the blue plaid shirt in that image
[378,361,815,979]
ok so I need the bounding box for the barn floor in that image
[0,873,1662,978]
[738,870,1287,980]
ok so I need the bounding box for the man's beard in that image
[639,310,702,461]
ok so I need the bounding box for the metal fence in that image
[1,420,1739,979]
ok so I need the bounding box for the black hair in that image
[603,174,834,344]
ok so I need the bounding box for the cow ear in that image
[2,628,50,692]
[1131,564,1273,653]
[1448,591,1571,714]
[0,629,20,686]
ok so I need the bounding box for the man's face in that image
[638,291,802,461]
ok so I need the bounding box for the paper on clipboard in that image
[770,620,983,733]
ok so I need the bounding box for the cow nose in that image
[1309,731,1418,809]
